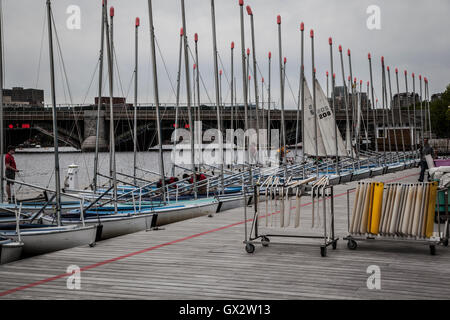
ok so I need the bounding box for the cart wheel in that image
[347,239,357,250]
[320,246,327,257]
[245,243,255,254]
[89,242,96,248]
[261,237,270,247]
[332,241,338,250]
[429,245,436,256]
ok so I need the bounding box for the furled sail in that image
[314,79,349,157]
[303,80,327,156]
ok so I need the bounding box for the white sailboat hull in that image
[154,201,219,226]
[43,200,219,240]
[0,225,97,256]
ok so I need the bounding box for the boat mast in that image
[171,28,183,177]
[247,5,260,165]
[230,42,234,132]
[404,70,412,155]
[133,17,140,185]
[425,77,432,139]
[277,15,287,178]
[210,0,224,194]
[380,57,388,165]
[347,49,356,160]
[300,24,305,177]
[194,32,201,164]
[394,68,406,159]
[180,0,197,198]
[267,51,271,161]
[339,46,351,157]
[387,66,400,160]
[368,53,378,156]
[419,75,424,147]
[147,0,166,201]
[295,23,304,164]
[328,37,339,175]
[93,0,106,192]
[311,30,318,177]
[238,0,250,172]
[366,81,370,151]
[412,72,417,155]
[105,6,118,212]
[46,0,62,225]
[0,0,4,202]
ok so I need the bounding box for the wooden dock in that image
[0,168,449,300]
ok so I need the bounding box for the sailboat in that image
[39,0,221,240]
[0,0,97,257]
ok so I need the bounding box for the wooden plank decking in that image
[0,168,449,300]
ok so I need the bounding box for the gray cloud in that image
[2,0,450,109]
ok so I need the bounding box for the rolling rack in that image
[343,182,448,256]
[243,181,338,257]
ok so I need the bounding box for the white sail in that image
[303,80,327,157]
[314,79,349,157]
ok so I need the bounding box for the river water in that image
[11,151,174,198]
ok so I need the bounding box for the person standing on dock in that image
[419,138,434,182]
[5,146,19,203]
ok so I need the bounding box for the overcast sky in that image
[2,0,450,109]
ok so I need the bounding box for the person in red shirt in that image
[5,146,19,202]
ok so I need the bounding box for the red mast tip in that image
[246,5,252,15]
[284,57,287,64]
[220,70,222,75]
[277,15,281,24]
[339,45,342,52]
[404,70,407,75]
[268,51,272,59]
[262,77,264,83]
[347,49,351,56]
[135,17,140,27]
[180,28,183,36]
[110,6,114,17]
[387,66,390,71]
[194,33,198,42]
[419,75,422,80]
[239,0,244,6]
[368,53,371,59]
[326,71,329,76]
[395,68,398,73]
[333,73,336,78]
[247,48,250,55]
[328,37,332,45]
[300,22,304,31]
[381,56,384,63]
[231,41,235,49]
[412,72,415,78]
[310,29,314,37]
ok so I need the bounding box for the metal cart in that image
[243,183,338,257]
[343,184,448,256]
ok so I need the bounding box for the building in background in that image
[3,87,44,107]
[391,92,420,108]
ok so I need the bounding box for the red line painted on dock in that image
[0,172,418,297]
